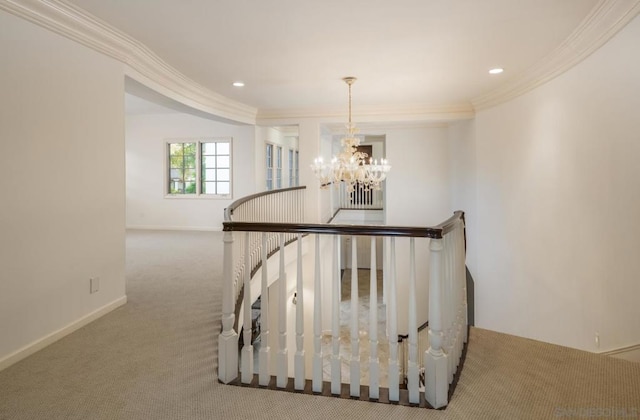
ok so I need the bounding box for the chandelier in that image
[311,77,390,191]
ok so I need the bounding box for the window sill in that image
[164,194,232,200]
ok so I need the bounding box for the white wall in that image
[126,112,256,230]
[474,14,640,352]
[299,120,324,223]
[448,120,477,276]
[0,11,126,367]
[386,126,453,227]
[385,125,453,333]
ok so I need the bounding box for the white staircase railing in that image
[219,187,467,409]
[219,187,305,385]
[334,182,384,209]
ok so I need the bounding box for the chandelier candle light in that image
[311,77,390,191]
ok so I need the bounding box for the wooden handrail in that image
[224,186,306,220]
[223,210,465,240]
[433,210,465,236]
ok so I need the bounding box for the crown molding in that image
[0,0,258,125]
[323,121,450,134]
[472,0,640,110]
[5,0,635,123]
[256,103,475,126]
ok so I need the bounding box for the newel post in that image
[219,230,239,383]
[425,237,448,408]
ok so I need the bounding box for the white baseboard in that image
[126,225,221,232]
[0,296,127,372]
[600,343,640,363]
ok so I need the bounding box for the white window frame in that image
[166,137,233,199]
[275,145,283,189]
[266,143,274,190]
[295,150,299,186]
[288,149,295,187]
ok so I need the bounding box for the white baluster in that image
[457,225,467,360]
[241,232,253,384]
[453,229,462,372]
[219,230,238,384]
[277,233,288,388]
[444,234,453,383]
[460,225,469,345]
[457,226,465,362]
[425,237,448,408]
[449,229,462,382]
[259,233,270,386]
[388,237,400,402]
[331,234,341,394]
[312,234,323,393]
[350,236,360,397]
[450,230,459,375]
[294,234,305,390]
[407,238,419,404]
[369,236,380,400]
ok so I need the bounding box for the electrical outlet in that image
[90,277,100,294]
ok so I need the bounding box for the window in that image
[168,143,197,194]
[295,150,299,186]
[266,144,273,190]
[288,149,294,187]
[167,138,232,197]
[201,141,231,195]
[275,146,282,189]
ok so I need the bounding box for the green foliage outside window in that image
[169,143,197,194]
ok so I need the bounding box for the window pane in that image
[202,142,216,154]
[203,155,217,168]
[169,144,183,155]
[203,181,216,194]
[184,143,197,155]
[185,169,196,181]
[170,181,183,194]
[216,155,230,167]
[170,168,183,180]
[204,168,216,181]
[170,155,184,168]
[185,182,196,194]
[217,142,230,155]
[217,169,230,181]
[217,182,230,195]
[184,154,196,168]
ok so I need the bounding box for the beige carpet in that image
[320,269,390,387]
[0,230,639,419]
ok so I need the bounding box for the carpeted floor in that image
[0,230,638,419]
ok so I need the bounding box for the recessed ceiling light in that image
[489,68,504,75]
[232,81,245,87]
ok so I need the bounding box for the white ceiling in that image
[69,0,602,117]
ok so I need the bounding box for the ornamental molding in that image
[2,0,638,121]
[256,103,475,126]
[471,0,640,110]
[0,0,258,124]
